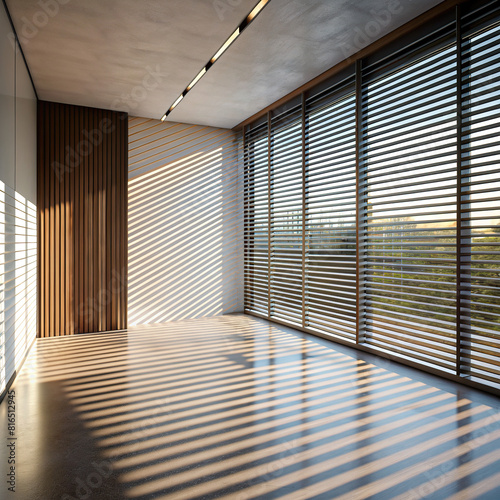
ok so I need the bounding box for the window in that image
[361,40,458,372]
[243,1,500,393]
[270,109,303,325]
[459,16,500,386]
[244,123,269,316]
[306,84,357,342]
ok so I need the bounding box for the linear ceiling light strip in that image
[160,0,270,121]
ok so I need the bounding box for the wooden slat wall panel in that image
[37,101,128,337]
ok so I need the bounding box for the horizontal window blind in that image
[244,123,269,316]
[306,83,357,342]
[460,15,500,389]
[361,41,458,372]
[270,108,303,325]
[243,0,500,394]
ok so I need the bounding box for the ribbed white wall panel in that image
[128,117,243,325]
[0,3,37,397]
[0,183,37,392]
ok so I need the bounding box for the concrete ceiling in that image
[7,0,444,129]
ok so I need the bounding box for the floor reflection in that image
[2,314,499,499]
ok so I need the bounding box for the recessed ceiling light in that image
[187,67,207,91]
[247,0,269,22]
[159,0,271,122]
[211,28,240,64]
[169,94,184,111]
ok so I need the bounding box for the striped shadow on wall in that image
[37,101,128,337]
[128,117,243,325]
[0,182,36,392]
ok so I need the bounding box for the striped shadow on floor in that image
[4,314,500,499]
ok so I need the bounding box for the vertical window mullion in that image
[267,111,272,318]
[301,93,307,328]
[355,59,363,345]
[456,5,464,377]
[243,127,250,310]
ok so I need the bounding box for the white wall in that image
[0,4,37,397]
[128,117,243,325]
[0,4,15,188]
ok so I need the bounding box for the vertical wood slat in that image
[121,115,128,330]
[36,101,43,339]
[60,103,66,335]
[44,102,50,338]
[49,103,56,336]
[111,111,117,331]
[37,101,128,338]
[106,111,112,332]
[64,102,67,333]
[66,103,73,335]
[79,105,84,334]
[74,104,81,333]
[97,108,103,333]
[101,110,106,332]
[87,106,93,333]
[83,105,89,334]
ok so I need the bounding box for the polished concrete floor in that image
[1,314,499,499]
